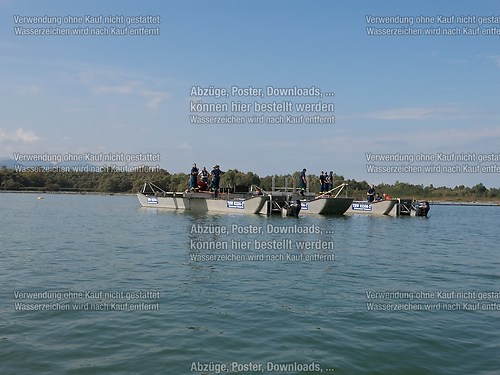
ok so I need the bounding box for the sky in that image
[1,0,499,188]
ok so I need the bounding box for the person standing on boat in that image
[199,166,209,191]
[324,172,331,193]
[329,171,334,191]
[200,167,209,183]
[299,168,307,196]
[319,171,326,193]
[211,165,221,197]
[367,184,375,202]
[190,163,199,191]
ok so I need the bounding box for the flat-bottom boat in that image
[137,182,353,216]
[266,193,353,216]
[137,183,267,215]
[265,183,353,216]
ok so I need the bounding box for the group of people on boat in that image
[298,169,335,196]
[367,184,391,202]
[188,165,393,204]
[189,163,222,196]
[319,171,334,193]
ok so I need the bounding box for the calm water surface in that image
[0,193,499,374]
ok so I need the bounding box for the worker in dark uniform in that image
[329,171,334,191]
[319,171,326,193]
[367,184,375,202]
[299,168,307,196]
[190,163,199,191]
[324,172,331,193]
[210,165,221,197]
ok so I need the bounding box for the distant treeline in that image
[0,167,499,200]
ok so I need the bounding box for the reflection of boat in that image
[137,183,267,214]
[346,199,397,215]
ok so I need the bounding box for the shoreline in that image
[1,190,498,206]
[429,200,499,206]
[0,190,135,196]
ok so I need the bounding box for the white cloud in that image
[312,125,500,153]
[141,90,170,109]
[355,106,466,121]
[487,55,500,68]
[177,142,192,150]
[47,63,172,110]
[0,128,39,143]
[92,84,134,94]
[445,58,467,65]
[15,85,41,95]
[89,78,169,109]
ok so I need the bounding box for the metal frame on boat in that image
[388,198,430,217]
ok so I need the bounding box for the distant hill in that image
[0,158,17,168]
[0,158,97,170]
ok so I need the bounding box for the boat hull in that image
[346,200,397,215]
[299,197,353,215]
[137,192,267,215]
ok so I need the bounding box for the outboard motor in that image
[291,199,302,216]
[284,200,302,217]
[414,201,430,217]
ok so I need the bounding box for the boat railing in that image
[250,185,270,196]
[140,182,167,196]
[270,175,301,192]
[317,183,349,198]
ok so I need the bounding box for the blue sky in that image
[1,0,499,187]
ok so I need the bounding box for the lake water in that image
[1,193,499,374]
